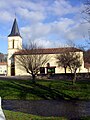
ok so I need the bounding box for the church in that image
[6,18,88,76]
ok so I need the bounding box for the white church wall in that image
[14,51,88,76]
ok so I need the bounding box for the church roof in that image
[0,62,7,65]
[8,18,21,37]
[14,47,83,55]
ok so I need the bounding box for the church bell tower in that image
[7,18,22,76]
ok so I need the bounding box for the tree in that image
[82,0,90,23]
[81,0,90,48]
[84,49,90,63]
[15,43,49,83]
[56,50,82,84]
[67,52,82,84]
[56,52,70,74]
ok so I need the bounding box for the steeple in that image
[7,18,22,76]
[8,18,21,37]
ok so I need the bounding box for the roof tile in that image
[14,47,82,55]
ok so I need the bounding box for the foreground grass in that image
[0,79,90,100]
[4,110,67,120]
[4,110,90,120]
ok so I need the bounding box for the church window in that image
[12,40,14,48]
[11,56,14,64]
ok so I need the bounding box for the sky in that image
[0,0,90,53]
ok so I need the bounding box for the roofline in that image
[8,34,22,38]
[14,47,83,55]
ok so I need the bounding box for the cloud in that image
[33,38,66,48]
[20,26,31,41]
[20,14,90,48]
[0,0,46,23]
[50,18,75,35]
[21,23,51,40]
[20,17,75,46]
[0,0,83,23]
[47,0,79,17]
[34,38,52,48]
[65,22,90,41]
[0,0,89,53]
[0,0,80,23]
[0,11,13,22]
[17,7,45,23]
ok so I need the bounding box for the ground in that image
[0,78,90,100]
[4,110,90,120]
[0,78,90,120]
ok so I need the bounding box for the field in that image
[4,110,67,120]
[0,79,90,100]
[0,78,90,120]
[4,110,90,120]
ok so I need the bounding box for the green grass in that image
[0,79,90,100]
[4,110,90,120]
[4,110,67,120]
[1,79,90,120]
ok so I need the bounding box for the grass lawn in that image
[4,110,90,120]
[0,79,90,100]
[4,110,67,120]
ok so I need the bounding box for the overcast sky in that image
[0,0,90,53]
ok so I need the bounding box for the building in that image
[0,54,7,75]
[7,18,88,76]
[0,62,7,75]
[7,18,22,76]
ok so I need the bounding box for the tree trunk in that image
[64,67,67,74]
[73,68,77,84]
[32,74,36,84]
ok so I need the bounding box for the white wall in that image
[0,64,7,75]
[14,51,88,76]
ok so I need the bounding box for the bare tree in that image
[56,50,82,84]
[80,0,90,49]
[15,43,49,83]
[82,0,90,23]
[84,49,90,63]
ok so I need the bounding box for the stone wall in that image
[38,73,90,80]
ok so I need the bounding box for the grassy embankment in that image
[4,110,67,120]
[0,79,90,100]
[4,110,90,120]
